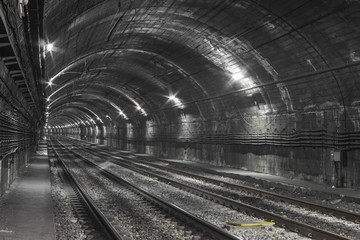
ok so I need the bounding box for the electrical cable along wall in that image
[39,1,360,188]
[0,1,45,196]
[0,64,34,196]
[0,93,35,196]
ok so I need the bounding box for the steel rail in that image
[53,138,241,240]
[48,140,124,240]
[61,136,360,223]
[93,148,360,224]
[59,138,353,240]
[92,151,352,240]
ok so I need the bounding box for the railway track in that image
[54,136,359,240]
[88,145,360,223]
[48,142,123,240]
[49,139,241,240]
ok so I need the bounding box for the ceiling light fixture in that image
[168,94,185,109]
[136,105,147,116]
[232,71,245,81]
[169,95,176,101]
[118,110,128,120]
[46,43,54,52]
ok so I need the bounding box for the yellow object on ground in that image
[227,222,275,226]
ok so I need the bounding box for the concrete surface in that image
[139,153,360,200]
[0,144,56,240]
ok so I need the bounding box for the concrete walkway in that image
[0,143,55,240]
[128,152,360,200]
[164,158,360,200]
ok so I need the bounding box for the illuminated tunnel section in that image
[42,1,360,187]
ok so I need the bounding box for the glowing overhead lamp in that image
[168,94,184,109]
[136,104,147,116]
[96,117,104,124]
[168,95,176,101]
[118,110,128,120]
[232,71,245,81]
[46,43,54,52]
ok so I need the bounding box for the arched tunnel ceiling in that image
[44,0,360,128]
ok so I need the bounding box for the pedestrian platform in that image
[72,136,360,200]
[0,142,55,240]
[125,151,360,201]
[161,157,360,201]
[205,163,360,199]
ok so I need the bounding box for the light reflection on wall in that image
[103,125,107,138]
[226,64,257,96]
[179,114,194,139]
[127,123,133,138]
[89,126,93,136]
[95,125,99,137]
[203,35,258,96]
[145,120,155,138]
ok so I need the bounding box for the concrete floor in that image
[213,164,360,199]
[141,154,360,200]
[0,146,55,240]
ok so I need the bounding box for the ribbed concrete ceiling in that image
[44,0,360,128]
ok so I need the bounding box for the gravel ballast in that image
[67,146,310,240]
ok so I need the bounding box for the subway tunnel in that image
[1,0,360,239]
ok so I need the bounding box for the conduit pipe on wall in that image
[125,129,360,150]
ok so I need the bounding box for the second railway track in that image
[49,139,241,240]
[55,136,360,240]
[48,142,123,240]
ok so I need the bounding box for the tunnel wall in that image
[0,98,35,196]
[44,1,360,189]
[0,148,33,196]
[0,78,37,196]
[122,108,359,188]
[0,0,43,196]
[56,104,360,188]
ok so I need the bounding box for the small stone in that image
[330,199,342,204]
[223,225,231,230]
